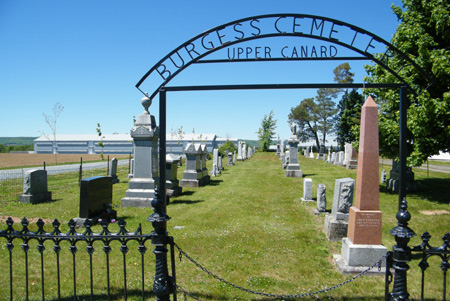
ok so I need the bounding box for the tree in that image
[364,0,450,166]
[218,140,236,157]
[42,102,64,164]
[96,123,105,160]
[257,110,277,152]
[336,89,365,148]
[289,63,352,149]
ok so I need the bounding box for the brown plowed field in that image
[0,153,130,168]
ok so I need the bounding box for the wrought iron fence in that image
[0,217,170,300]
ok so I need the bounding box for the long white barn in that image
[34,134,237,155]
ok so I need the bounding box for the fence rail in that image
[0,217,159,300]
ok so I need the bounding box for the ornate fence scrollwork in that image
[0,216,158,300]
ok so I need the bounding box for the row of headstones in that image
[303,143,358,170]
[18,157,121,205]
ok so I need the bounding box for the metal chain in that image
[174,242,388,299]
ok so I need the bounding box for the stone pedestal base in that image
[324,214,348,242]
[121,178,156,208]
[19,192,52,204]
[346,160,358,170]
[333,237,387,274]
[180,179,201,187]
[348,207,382,245]
[285,169,303,177]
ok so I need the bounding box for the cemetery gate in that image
[1,13,447,301]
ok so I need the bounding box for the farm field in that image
[0,153,130,169]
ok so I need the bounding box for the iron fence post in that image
[148,90,172,300]
[389,87,416,300]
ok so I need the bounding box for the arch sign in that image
[136,14,433,99]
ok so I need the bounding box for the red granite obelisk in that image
[347,96,382,245]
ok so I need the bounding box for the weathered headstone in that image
[304,146,310,158]
[280,152,286,167]
[301,178,313,202]
[343,143,351,167]
[380,169,386,183]
[327,148,332,163]
[210,149,221,175]
[18,169,52,204]
[180,143,203,187]
[243,143,247,160]
[337,96,387,273]
[331,152,336,164]
[387,158,416,192]
[128,158,134,178]
[282,150,289,170]
[218,155,223,171]
[200,144,210,185]
[276,135,281,157]
[316,184,327,212]
[233,151,236,165]
[166,153,182,197]
[324,178,355,241]
[345,144,358,169]
[121,97,159,208]
[285,123,302,177]
[317,144,325,160]
[178,155,183,167]
[109,157,119,184]
[211,164,217,177]
[237,141,244,161]
[227,152,234,166]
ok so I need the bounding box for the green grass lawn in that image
[0,152,449,300]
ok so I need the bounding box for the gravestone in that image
[280,152,286,167]
[121,96,159,208]
[200,144,210,185]
[324,178,355,241]
[335,151,344,166]
[331,152,336,164]
[210,149,221,175]
[309,146,314,159]
[219,156,223,170]
[387,158,417,192]
[128,158,134,178]
[233,151,236,165]
[18,169,52,204]
[316,184,327,213]
[336,96,387,273]
[178,155,183,167]
[279,141,285,159]
[227,152,234,166]
[109,157,119,184]
[327,148,332,163]
[243,143,247,160]
[304,146,310,158]
[276,135,281,157]
[381,169,386,183]
[211,164,217,177]
[282,150,289,170]
[75,176,116,227]
[166,153,182,197]
[237,142,244,161]
[317,144,325,160]
[285,122,302,177]
[345,144,358,169]
[301,178,313,202]
[180,143,203,187]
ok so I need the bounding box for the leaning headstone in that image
[19,169,52,204]
[121,97,158,208]
[74,176,116,227]
[166,153,182,197]
[109,157,119,184]
[301,178,313,202]
[324,178,355,241]
[316,184,327,213]
[285,122,302,177]
[336,95,387,273]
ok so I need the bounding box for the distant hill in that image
[0,137,37,146]
[240,140,259,148]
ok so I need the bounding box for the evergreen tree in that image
[336,89,365,148]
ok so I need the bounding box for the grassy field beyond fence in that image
[0,152,449,300]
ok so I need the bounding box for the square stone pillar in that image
[180,143,204,187]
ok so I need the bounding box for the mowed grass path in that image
[0,151,448,300]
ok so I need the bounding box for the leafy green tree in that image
[257,110,277,152]
[364,0,450,166]
[336,89,365,148]
[288,97,320,147]
[218,140,236,157]
[96,123,105,160]
[316,88,338,146]
[0,144,5,153]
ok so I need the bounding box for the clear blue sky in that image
[0,0,402,141]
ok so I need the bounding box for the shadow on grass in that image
[209,179,223,186]
[302,173,317,177]
[411,178,450,204]
[170,199,205,205]
[58,288,156,300]
[180,191,195,196]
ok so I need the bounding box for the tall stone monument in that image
[121,96,159,208]
[335,96,387,273]
[237,141,244,161]
[285,122,302,177]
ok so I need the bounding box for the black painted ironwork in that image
[0,216,177,300]
[135,13,434,100]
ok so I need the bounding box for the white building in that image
[34,134,238,155]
